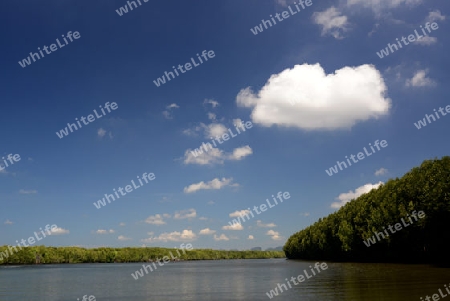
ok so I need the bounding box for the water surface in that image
[1,259,449,300]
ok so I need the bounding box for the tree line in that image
[284,157,450,264]
[0,245,285,265]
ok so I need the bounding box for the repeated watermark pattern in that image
[266,262,328,299]
[131,243,193,280]
[18,31,81,68]
[190,121,253,157]
[325,140,388,176]
[56,102,118,139]
[93,172,156,209]
[376,22,439,58]
[414,105,450,129]
[153,50,215,87]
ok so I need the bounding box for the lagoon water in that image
[1,259,449,301]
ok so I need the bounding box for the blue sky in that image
[0,0,448,250]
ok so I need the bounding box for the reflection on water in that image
[1,259,449,301]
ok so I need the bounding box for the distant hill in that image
[251,247,262,251]
[284,157,450,264]
[265,246,283,251]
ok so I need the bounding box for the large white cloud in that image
[331,182,383,209]
[236,63,390,130]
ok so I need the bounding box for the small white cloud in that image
[119,222,126,226]
[145,214,167,225]
[199,228,216,235]
[184,177,238,193]
[213,234,229,241]
[229,146,253,161]
[312,7,349,39]
[207,201,215,205]
[184,145,253,166]
[174,209,196,220]
[204,99,219,108]
[50,227,70,235]
[4,219,13,225]
[96,229,108,234]
[229,210,251,218]
[414,36,438,46]
[426,10,446,22]
[141,230,196,243]
[331,182,383,209]
[108,132,113,139]
[19,189,37,194]
[375,168,388,176]
[406,70,436,87]
[97,128,106,138]
[266,230,283,241]
[163,103,179,119]
[118,235,132,241]
[207,112,216,120]
[163,213,171,218]
[256,220,276,228]
[167,103,180,109]
[299,212,310,217]
[248,235,254,240]
[222,223,244,230]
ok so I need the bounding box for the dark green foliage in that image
[283,157,450,263]
[0,245,285,265]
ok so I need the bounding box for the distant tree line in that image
[284,157,450,264]
[0,245,285,265]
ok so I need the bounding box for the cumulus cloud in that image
[174,209,196,220]
[141,230,197,243]
[207,112,216,120]
[184,177,238,193]
[162,103,179,119]
[222,223,244,230]
[96,229,115,234]
[313,7,349,39]
[236,63,390,130]
[199,228,216,235]
[213,234,229,241]
[145,214,167,225]
[406,70,436,87]
[331,182,383,209]
[97,128,106,138]
[119,222,126,226]
[266,230,283,241]
[204,99,219,108]
[375,168,388,176]
[50,227,70,235]
[346,0,422,14]
[183,146,253,165]
[256,220,276,228]
[118,235,132,241]
[229,209,251,218]
[426,10,446,22]
[19,189,37,194]
[414,36,438,46]
[248,235,254,240]
[4,219,13,225]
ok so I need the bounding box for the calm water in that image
[1,259,449,301]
